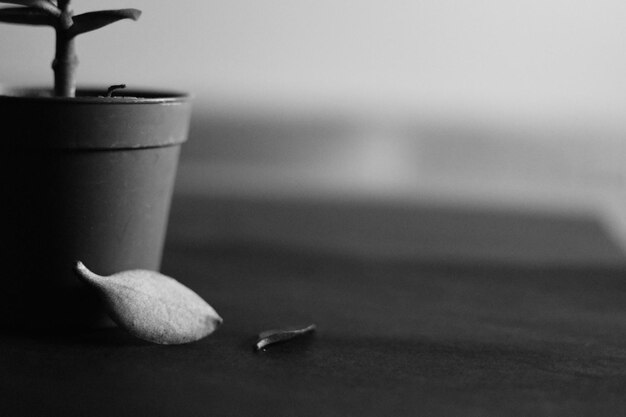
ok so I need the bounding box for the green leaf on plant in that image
[69,8,141,37]
[0,6,56,26]
[0,1,60,16]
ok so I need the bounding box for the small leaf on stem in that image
[68,8,141,37]
[0,6,56,25]
[0,1,60,16]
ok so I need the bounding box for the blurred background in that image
[2,0,626,264]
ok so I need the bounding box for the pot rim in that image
[0,86,192,104]
[1,85,192,150]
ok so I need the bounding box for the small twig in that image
[105,84,126,97]
[255,324,316,351]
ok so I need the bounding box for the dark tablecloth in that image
[3,195,626,416]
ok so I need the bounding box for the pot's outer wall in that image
[0,91,191,328]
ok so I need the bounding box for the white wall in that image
[1,0,626,118]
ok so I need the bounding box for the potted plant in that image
[0,0,192,328]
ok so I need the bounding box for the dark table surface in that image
[4,194,626,417]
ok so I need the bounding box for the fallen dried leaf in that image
[75,261,222,345]
[255,324,316,351]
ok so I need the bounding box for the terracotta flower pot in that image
[0,87,192,329]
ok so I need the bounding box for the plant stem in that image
[52,0,77,97]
